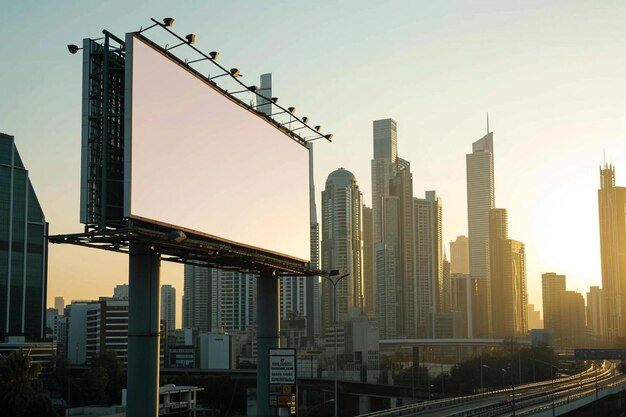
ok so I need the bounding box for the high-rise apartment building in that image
[466,132,495,337]
[113,284,129,300]
[161,285,176,335]
[67,298,129,365]
[451,274,471,338]
[182,265,210,332]
[450,236,469,275]
[527,304,543,330]
[0,133,48,341]
[362,205,374,315]
[561,291,586,347]
[183,265,257,334]
[442,253,451,313]
[321,168,363,334]
[489,208,528,338]
[307,142,321,344]
[414,191,443,337]
[598,163,626,339]
[587,286,607,338]
[542,272,566,345]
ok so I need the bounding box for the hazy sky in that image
[3,1,626,326]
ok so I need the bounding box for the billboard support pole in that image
[127,243,161,417]
[257,269,280,417]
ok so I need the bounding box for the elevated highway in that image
[357,361,626,416]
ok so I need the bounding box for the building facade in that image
[0,133,48,341]
[161,284,176,335]
[598,163,626,339]
[414,191,443,337]
[450,236,469,275]
[466,132,495,338]
[321,168,363,334]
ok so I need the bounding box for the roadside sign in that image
[574,349,626,360]
[268,348,297,415]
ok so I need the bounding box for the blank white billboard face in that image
[128,35,309,261]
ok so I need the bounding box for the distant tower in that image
[598,163,626,338]
[587,286,607,339]
[450,236,469,275]
[414,191,443,337]
[0,133,48,341]
[466,132,495,338]
[489,208,527,337]
[55,297,65,315]
[321,168,363,334]
[113,284,129,300]
[542,273,566,344]
[362,205,374,315]
[161,285,176,335]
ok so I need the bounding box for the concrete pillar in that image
[359,395,371,414]
[127,244,161,417]
[256,270,280,417]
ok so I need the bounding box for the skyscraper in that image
[182,265,210,332]
[414,191,443,337]
[321,168,363,334]
[0,133,48,341]
[450,236,469,275]
[55,296,65,315]
[542,272,566,344]
[362,205,374,315]
[161,285,176,335]
[489,208,527,338]
[598,163,626,339]
[182,265,256,333]
[466,132,495,337]
[587,286,607,339]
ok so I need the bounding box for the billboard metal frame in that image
[56,18,333,417]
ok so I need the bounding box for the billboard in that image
[122,34,309,261]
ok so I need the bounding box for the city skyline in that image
[4,2,626,323]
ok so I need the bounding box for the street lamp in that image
[483,365,515,416]
[529,358,558,416]
[321,271,350,417]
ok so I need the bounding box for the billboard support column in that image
[127,243,161,417]
[257,269,280,417]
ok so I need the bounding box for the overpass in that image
[356,361,626,416]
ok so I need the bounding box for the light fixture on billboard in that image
[209,68,241,80]
[163,17,175,27]
[67,44,82,54]
[251,97,278,109]
[231,85,258,94]
[302,117,308,123]
[165,230,187,243]
[315,125,322,132]
[269,107,296,117]
[165,33,196,51]
[325,134,334,140]
[187,51,219,65]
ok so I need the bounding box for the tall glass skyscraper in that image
[0,133,48,341]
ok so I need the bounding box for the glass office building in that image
[0,133,47,341]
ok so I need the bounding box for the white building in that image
[198,332,235,369]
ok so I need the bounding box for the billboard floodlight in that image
[67,44,81,54]
[288,107,296,114]
[251,97,278,109]
[166,230,187,243]
[165,33,195,52]
[315,125,321,132]
[231,85,258,94]
[163,17,175,27]
[209,68,241,80]
[302,117,308,123]
[209,51,218,60]
[325,134,333,140]
[269,107,295,117]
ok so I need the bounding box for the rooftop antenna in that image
[487,112,490,134]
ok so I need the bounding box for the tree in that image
[90,350,125,404]
[0,349,43,417]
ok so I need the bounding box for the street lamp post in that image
[529,358,557,416]
[483,365,515,416]
[321,271,350,417]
